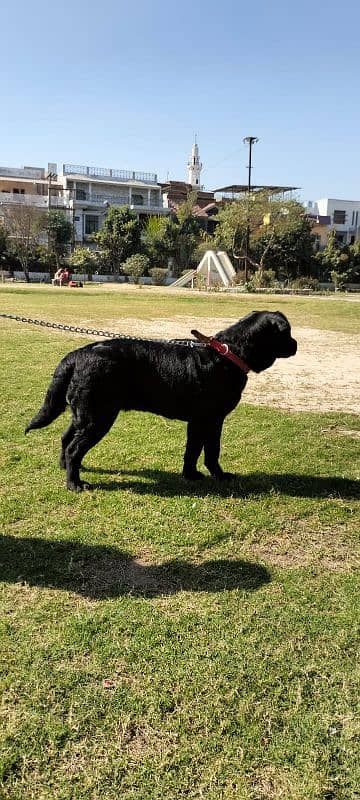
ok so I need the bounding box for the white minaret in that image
[187,137,202,187]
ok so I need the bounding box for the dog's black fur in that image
[26,310,297,491]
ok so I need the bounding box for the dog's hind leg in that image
[59,422,76,469]
[182,420,205,480]
[64,410,118,491]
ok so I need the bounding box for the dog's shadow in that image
[83,467,360,500]
[0,535,270,600]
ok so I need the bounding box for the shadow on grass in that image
[83,467,360,500]
[0,535,270,600]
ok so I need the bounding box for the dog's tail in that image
[25,353,76,434]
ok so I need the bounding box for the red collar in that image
[191,329,250,374]
[208,338,250,373]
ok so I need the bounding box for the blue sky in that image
[2,0,360,201]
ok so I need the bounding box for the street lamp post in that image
[243,136,258,282]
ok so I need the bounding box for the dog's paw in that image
[67,480,92,492]
[182,470,205,481]
[210,470,235,481]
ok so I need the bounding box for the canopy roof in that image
[214,184,299,195]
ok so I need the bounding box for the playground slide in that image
[168,270,196,288]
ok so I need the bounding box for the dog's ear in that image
[271,312,290,334]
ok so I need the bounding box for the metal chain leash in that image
[0,312,201,346]
[0,312,140,340]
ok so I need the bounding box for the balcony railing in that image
[75,192,162,209]
[63,163,158,184]
[0,192,72,208]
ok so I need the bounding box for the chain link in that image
[0,312,200,346]
[0,312,142,340]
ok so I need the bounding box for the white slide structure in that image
[169,250,236,289]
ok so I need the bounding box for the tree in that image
[253,214,314,279]
[143,215,170,267]
[165,192,202,277]
[0,224,8,265]
[1,205,46,281]
[122,253,149,284]
[94,206,141,273]
[316,230,360,285]
[46,210,73,268]
[214,192,313,279]
[69,247,99,274]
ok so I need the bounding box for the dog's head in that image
[218,310,297,373]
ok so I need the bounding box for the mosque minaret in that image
[187,137,202,187]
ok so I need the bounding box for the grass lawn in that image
[1,287,359,799]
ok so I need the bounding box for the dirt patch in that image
[241,520,359,572]
[99,316,360,415]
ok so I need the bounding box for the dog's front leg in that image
[204,418,233,480]
[182,420,205,480]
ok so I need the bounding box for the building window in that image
[85,215,99,235]
[76,188,87,200]
[132,194,144,205]
[333,210,346,224]
[350,235,355,244]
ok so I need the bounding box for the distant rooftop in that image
[63,164,158,184]
[0,165,46,180]
[214,184,299,195]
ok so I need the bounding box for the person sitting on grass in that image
[60,268,71,287]
[52,268,64,286]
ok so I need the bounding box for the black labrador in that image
[26,310,297,491]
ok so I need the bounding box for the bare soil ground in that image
[101,315,360,415]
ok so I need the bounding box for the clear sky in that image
[2,0,360,202]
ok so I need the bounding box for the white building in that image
[0,163,72,213]
[305,198,360,245]
[0,161,169,248]
[60,163,168,245]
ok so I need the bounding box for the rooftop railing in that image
[63,164,158,184]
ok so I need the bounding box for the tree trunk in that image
[20,258,30,282]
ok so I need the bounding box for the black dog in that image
[26,311,297,491]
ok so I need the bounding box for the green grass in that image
[1,288,359,799]
[1,282,360,332]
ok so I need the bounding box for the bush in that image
[330,270,351,291]
[232,270,247,285]
[291,276,320,291]
[149,268,168,286]
[250,269,276,289]
[70,247,99,274]
[122,254,149,284]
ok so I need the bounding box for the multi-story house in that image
[305,198,360,247]
[0,161,169,249]
[0,163,72,213]
[60,163,168,245]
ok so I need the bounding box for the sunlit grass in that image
[0,289,359,799]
